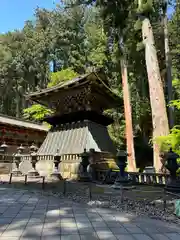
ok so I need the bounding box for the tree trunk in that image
[163,6,174,128]
[142,18,169,172]
[121,58,136,172]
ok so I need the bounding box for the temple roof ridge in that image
[0,113,48,131]
[25,71,120,101]
[26,72,91,98]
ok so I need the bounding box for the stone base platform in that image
[27,169,40,178]
[11,169,22,176]
[20,152,118,181]
[0,151,118,181]
[165,180,180,193]
[51,170,63,180]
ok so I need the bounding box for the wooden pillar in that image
[121,58,136,172]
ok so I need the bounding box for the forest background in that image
[0,0,179,170]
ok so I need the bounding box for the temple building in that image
[0,114,48,153]
[27,71,123,178]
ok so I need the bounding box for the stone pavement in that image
[0,187,180,240]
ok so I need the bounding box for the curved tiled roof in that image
[0,114,48,131]
[38,120,116,155]
[26,71,122,107]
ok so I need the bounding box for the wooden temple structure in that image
[26,71,123,178]
[0,114,48,153]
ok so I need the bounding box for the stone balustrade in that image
[19,154,80,162]
[0,153,176,186]
[96,169,173,186]
[128,172,170,185]
[0,154,13,162]
[0,153,81,177]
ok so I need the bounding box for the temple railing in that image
[0,153,81,164]
[22,155,54,161]
[0,154,13,162]
[128,172,170,185]
[20,154,80,162]
[96,169,172,186]
[0,153,175,186]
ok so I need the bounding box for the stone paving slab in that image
[0,187,180,240]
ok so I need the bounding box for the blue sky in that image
[0,0,60,33]
[0,0,175,34]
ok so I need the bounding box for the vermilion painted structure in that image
[0,114,48,153]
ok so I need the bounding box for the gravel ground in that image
[1,174,180,225]
[25,184,180,225]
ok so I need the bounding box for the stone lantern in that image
[11,148,22,176]
[0,142,8,154]
[18,144,25,154]
[112,150,134,189]
[78,148,90,181]
[29,143,38,153]
[51,149,62,180]
[0,142,8,161]
[116,150,127,178]
[165,148,180,193]
[28,143,39,177]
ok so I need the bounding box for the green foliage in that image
[0,0,178,162]
[108,119,126,148]
[168,1,180,127]
[48,68,78,87]
[20,0,164,153]
[134,19,142,31]
[23,104,53,122]
[23,68,79,121]
[172,78,180,89]
[170,99,180,110]
[169,1,180,83]
[105,108,125,148]
[156,126,180,155]
[137,0,153,16]
[86,28,107,68]
[136,42,145,51]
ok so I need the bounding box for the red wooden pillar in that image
[121,58,137,172]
